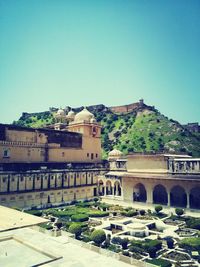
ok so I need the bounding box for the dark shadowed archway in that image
[106,180,112,195]
[170,185,187,208]
[114,181,121,196]
[133,183,147,202]
[98,180,104,196]
[153,184,168,205]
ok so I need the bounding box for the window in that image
[87,153,89,158]
[3,149,10,158]
[20,177,24,182]
[2,177,6,183]
[91,153,94,160]
[62,152,65,157]
[96,154,98,158]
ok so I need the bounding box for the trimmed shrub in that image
[71,214,89,222]
[166,238,174,249]
[146,259,172,267]
[122,251,130,257]
[175,208,184,217]
[55,219,62,229]
[186,218,200,230]
[120,238,129,250]
[40,223,53,230]
[69,223,82,239]
[87,211,109,217]
[155,205,163,214]
[139,209,145,216]
[179,237,200,250]
[93,197,99,203]
[112,236,122,245]
[91,229,106,246]
[148,246,157,258]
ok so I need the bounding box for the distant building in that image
[184,122,200,133]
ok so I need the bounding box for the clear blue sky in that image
[0,0,199,124]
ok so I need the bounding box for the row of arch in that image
[98,180,122,196]
[134,183,200,209]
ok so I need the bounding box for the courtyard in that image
[23,198,200,267]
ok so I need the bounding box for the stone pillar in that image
[186,192,190,209]
[146,188,153,204]
[167,191,170,206]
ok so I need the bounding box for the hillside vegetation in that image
[13,104,200,158]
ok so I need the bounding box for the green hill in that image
[13,103,200,158]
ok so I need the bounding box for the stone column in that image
[167,191,170,206]
[146,187,153,204]
[186,192,190,209]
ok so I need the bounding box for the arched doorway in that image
[106,180,112,195]
[133,183,147,202]
[170,185,187,207]
[114,181,121,196]
[98,180,104,196]
[190,187,200,209]
[153,184,168,205]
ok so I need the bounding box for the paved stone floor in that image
[0,228,133,267]
[0,238,51,267]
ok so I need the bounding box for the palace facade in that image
[98,150,200,210]
[0,108,108,207]
[0,107,200,210]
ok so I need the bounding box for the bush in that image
[69,223,82,239]
[91,229,106,246]
[40,223,53,230]
[148,246,157,258]
[146,259,172,267]
[139,209,145,216]
[166,238,174,249]
[112,237,122,245]
[179,237,200,250]
[155,205,163,214]
[71,214,89,222]
[120,238,129,250]
[93,197,99,203]
[120,210,137,217]
[175,208,184,217]
[87,211,109,217]
[122,251,130,257]
[186,218,200,230]
[55,219,63,229]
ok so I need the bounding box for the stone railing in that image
[0,140,46,148]
[168,159,200,174]
[31,226,155,267]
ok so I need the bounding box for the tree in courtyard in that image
[120,238,129,250]
[91,229,106,246]
[166,237,174,249]
[55,219,62,229]
[155,205,163,214]
[175,208,184,217]
[69,223,82,239]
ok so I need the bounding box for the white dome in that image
[74,107,95,123]
[68,110,75,116]
[90,117,96,123]
[56,108,65,116]
[108,149,123,157]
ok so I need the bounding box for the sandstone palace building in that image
[0,107,200,210]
